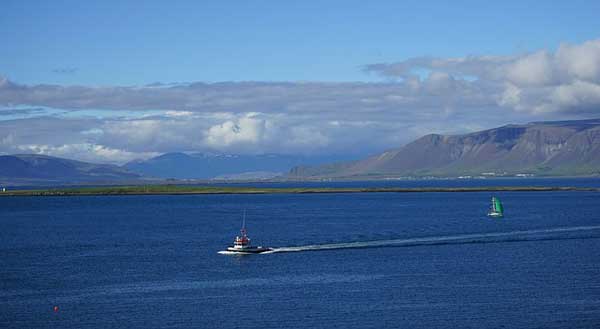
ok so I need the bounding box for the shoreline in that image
[1,185,599,197]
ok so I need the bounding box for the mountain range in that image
[289,118,600,179]
[0,152,358,185]
[2,118,600,186]
[0,154,142,185]
[124,152,357,179]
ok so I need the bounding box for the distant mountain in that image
[0,154,141,185]
[213,171,283,181]
[125,153,358,179]
[289,119,600,179]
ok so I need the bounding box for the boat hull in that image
[225,246,273,254]
[487,212,503,218]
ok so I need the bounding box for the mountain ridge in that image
[3,118,600,185]
[0,154,142,185]
[289,118,600,178]
[124,152,359,179]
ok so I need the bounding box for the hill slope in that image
[0,154,141,185]
[125,153,357,179]
[289,119,600,178]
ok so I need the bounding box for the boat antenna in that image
[241,209,247,236]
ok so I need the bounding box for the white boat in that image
[225,212,272,254]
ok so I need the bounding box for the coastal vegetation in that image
[1,185,598,197]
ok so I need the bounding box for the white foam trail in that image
[217,250,265,255]
[269,225,600,254]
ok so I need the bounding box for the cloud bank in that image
[1,39,600,164]
[366,39,600,114]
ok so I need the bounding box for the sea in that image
[2,178,600,328]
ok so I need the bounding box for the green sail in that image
[493,197,503,214]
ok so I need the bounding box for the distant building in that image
[515,173,534,177]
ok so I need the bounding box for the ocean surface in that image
[2,184,600,328]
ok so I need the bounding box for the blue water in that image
[2,190,600,328]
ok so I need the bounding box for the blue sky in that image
[3,1,600,85]
[1,1,600,163]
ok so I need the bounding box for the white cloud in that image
[16,143,158,164]
[550,80,600,112]
[287,125,330,148]
[205,116,266,148]
[164,110,194,117]
[499,83,522,108]
[366,38,600,116]
[505,51,554,86]
[2,38,600,164]
[555,39,600,82]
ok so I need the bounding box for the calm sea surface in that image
[2,184,600,328]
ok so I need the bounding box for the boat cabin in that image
[233,228,251,249]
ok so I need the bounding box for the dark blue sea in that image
[2,186,600,328]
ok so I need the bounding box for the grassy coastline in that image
[0,185,598,197]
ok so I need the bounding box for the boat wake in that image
[218,251,240,255]
[265,225,600,254]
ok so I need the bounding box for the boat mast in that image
[241,209,247,236]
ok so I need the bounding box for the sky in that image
[1,1,600,164]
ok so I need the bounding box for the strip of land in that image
[0,185,599,197]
